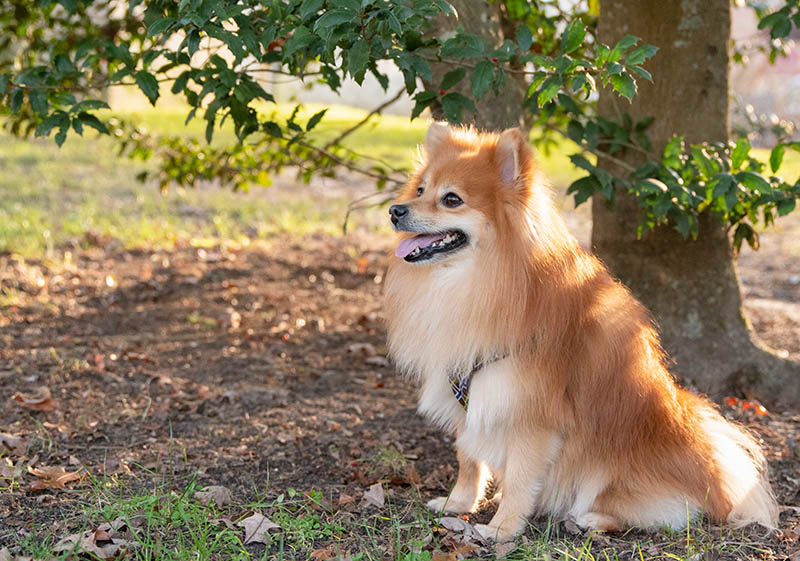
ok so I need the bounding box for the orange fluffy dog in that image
[383,123,777,541]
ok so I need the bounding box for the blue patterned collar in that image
[448,355,503,410]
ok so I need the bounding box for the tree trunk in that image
[595,0,799,408]
[424,1,528,131]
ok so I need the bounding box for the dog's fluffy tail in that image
[700,407,778,528]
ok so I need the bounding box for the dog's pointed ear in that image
[425,121,451,155]
[496,128,531,186]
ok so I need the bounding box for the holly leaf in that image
[611,72,636,101]
[561,20,586,54]
[470,61,493,99]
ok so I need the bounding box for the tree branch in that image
[323,88,406,150]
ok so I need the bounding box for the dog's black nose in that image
[389,204,408,225]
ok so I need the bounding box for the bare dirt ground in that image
[0,228,799,560]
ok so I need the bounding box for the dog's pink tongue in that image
[395,234,445,258]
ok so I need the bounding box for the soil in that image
[0,230,798,559]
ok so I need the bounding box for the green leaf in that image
[690,146,714,178]
[69,99,110,113]
[35,112,69,137]
[9,89,23,113]
[187,29,202,55]
[613,34,639,54]
[625,44,658,66]
[348,38,370,82]
[263,121,282,137]
[732,223,756,252]
[440,92,476,123]
[736,171,771,194]
[771,17,792,39]
[731,137,750,169]
[440,68,466,91]
[57,0,77,13]
[652,194,673,219]
[517,24,533,52]
[628,65,652,82]
[777,197,796,216]
[441,34,485,59]
[314,9,357,32]
[561,20,586,54]
[567,175,601,206]
[610,73,636,101]
[566,120,583,144]
[300,0,324,20]
[411,91,437,120]
[470,61,493,99]
[135,71,160,105]
[758,11,788,30]
[28,89,48,114]
[284,26,315,57]
[77,112,109,134]
[54,124,69,147]
[147,17,176,37]
[171,71,191,94]
[409,55,432,83]
[672,210,690,238]
[306,108,327,131]
[537,75,561,106]
[769,143,785,173]
[708,173,735,199]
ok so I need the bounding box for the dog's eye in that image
[416,186,424,197]
[442,192,463,208]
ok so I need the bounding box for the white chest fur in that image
[417,358,517,472]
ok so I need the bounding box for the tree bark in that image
[424,0,528,131]
[595,0,799,408]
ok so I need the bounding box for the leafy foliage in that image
[0,0,797,248]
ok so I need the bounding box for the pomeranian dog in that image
[383,123,778,541]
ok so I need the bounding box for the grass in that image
[0,467,775,561]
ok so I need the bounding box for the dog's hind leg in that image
[427,446,487,514]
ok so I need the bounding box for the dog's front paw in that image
[426,496,473,514]
[474,523,515,543]
[574,511,619,532]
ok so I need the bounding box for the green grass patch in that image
[0,471,775,561]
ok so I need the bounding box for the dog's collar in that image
[448,355,504,410]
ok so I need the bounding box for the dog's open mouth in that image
[395,230,468,262]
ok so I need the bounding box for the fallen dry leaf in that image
[195,485,232,507]
[0,458,23,481]
[0,547,10,561]
[28,465,85,491]
[212,517,235,530]
[432,543,479,561]
[0,433,26,456]
[361,482,385,508]
[237,512,280,545]
[437,517,488,546]
[54,528,134,560]
[337,493,355,506]
[11,387,57,412]
[310,548,333,560]
[494,541,516,558]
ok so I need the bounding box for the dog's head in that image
[390,122,537,265]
